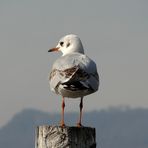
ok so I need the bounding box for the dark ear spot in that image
[66,42,70,48]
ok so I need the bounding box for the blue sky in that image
[0,0,148,127]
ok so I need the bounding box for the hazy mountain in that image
[0,108,148,148]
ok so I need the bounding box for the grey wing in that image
[49,66,79,92]
[49,53,99,92]
[49,64,99,93]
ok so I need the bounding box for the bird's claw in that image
[77,122,83,127]
[60,121,66,127]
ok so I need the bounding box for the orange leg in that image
[60,97,65,127]
[77,97,83,127]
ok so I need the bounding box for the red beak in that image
[48,47,59,52]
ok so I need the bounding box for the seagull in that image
[48,34,99,127]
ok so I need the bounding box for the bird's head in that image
[48,34,84,56]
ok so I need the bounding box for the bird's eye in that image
[60,42,64,46]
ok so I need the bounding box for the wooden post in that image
[35,125,96,148]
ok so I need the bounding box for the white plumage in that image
[49,34,99,97]
[48,34,99,126]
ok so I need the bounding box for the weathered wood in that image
[35,125,96,148]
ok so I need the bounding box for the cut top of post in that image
[36,125,96,148]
